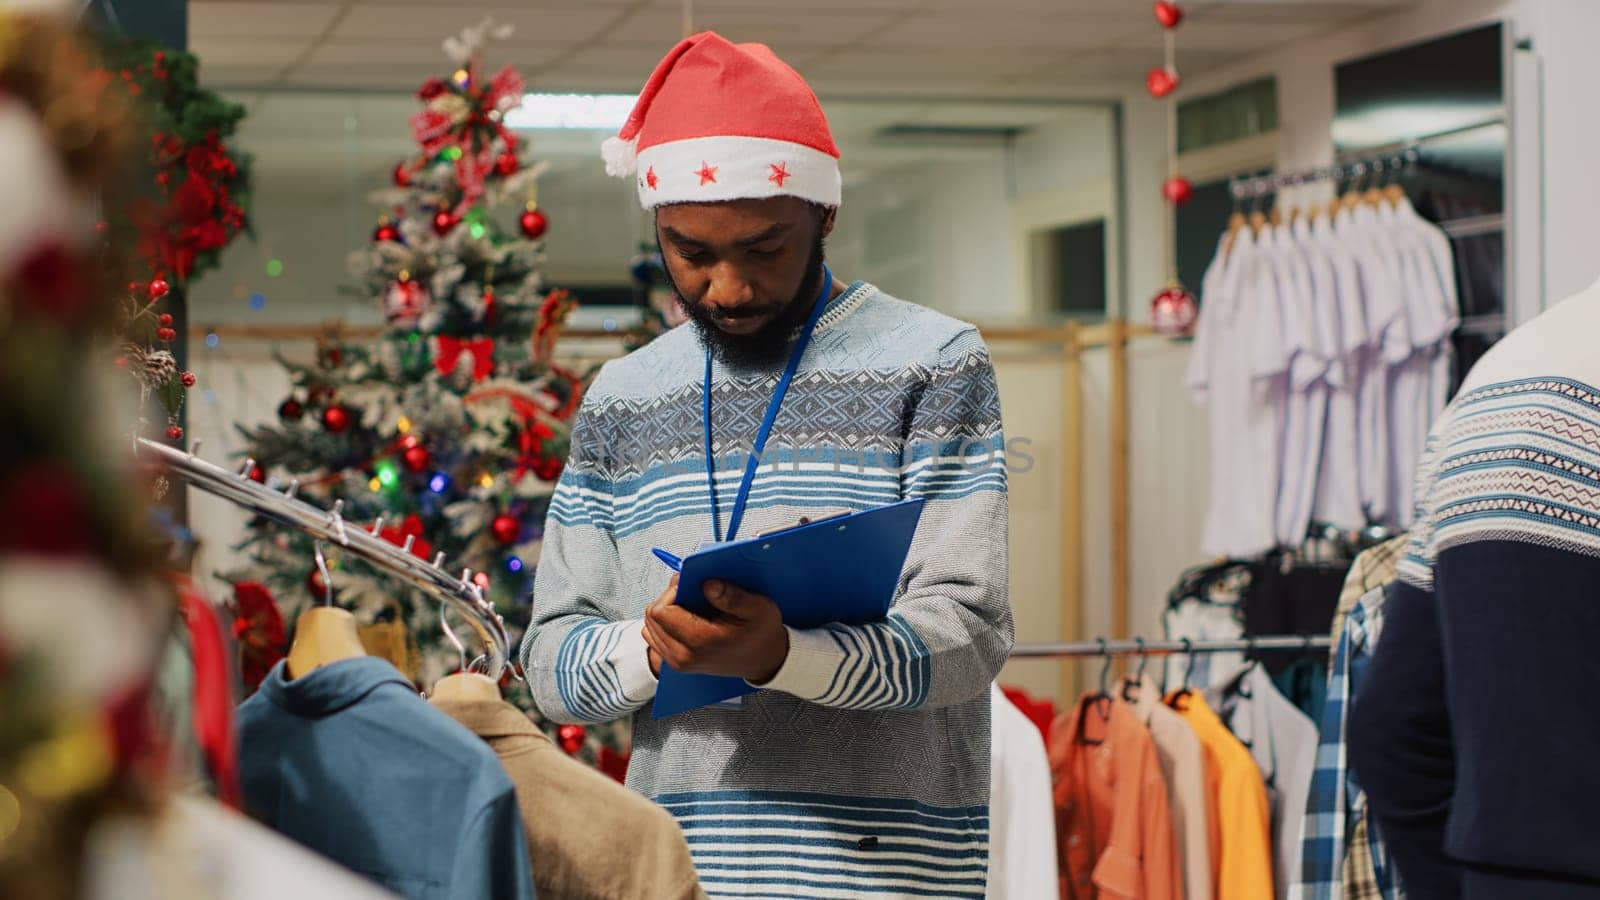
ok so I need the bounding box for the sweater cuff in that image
[614,618,659,703]
[749,626,844,700]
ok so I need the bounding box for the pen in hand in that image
[651,547,683,572]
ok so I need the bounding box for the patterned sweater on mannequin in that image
[522,281,1014,899]
[1349,277,1600,898]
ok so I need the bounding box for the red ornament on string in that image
[518,208,548,240]
[1150,285,1199,337]
[321,405,350,433]
[402,445,431,473]
[557,724,586,755]
[432,210,459,235]
[494,152,519,176]
[1154,1,1184,28]
[1146,67,1179,99]
[181,371,197,388]
[482,289,498,327]
[490,514,520,546]
[166,425,183,441]
[278,398,304,422]
[374,223,401,243]
[159,313,173,326]
[1162,176,1195,206]
[148,277,170,301]
[392,163,412,187]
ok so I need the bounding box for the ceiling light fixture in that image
[505,93,636,130]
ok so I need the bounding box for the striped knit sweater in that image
[522,280,1014,898]
[1348,277,1600,896]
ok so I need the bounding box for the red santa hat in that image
[602,31,841,210]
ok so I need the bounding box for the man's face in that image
[656,196,835,370]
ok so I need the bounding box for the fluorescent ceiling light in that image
[505,93,636,130]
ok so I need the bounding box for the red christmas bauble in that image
[306,568,328,600]
[1154,1,1184,29]
[1162,176,1195,206]
[148,278,170,301]
[494,152,519,177]
[166,425,183,441]
[393,163,412,187]
[1146,67,1180,99]
[432,210,458,235]
[248,464,265,483]
[321,405,350,433]
[1150,286,1199,337]
[557,724,586,755]
[533,456,563,483]
[518,208,548,240]
[180,371,197,388]
[374,223,401,243]
[402,445,431,473]
[490,513,520,546]
[278,398,304,422]
[158,313,173,326]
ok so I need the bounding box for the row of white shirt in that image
[1187,199,1459,558]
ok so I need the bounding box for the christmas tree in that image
[227,19,627,773]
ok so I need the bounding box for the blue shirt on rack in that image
[238,656,534,900]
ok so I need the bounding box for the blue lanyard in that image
[704,266,834,543]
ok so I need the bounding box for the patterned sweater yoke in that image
[521,281,1015,898]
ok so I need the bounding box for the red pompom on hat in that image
[603,31,841,210]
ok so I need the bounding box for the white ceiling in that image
[193,0,1421,99]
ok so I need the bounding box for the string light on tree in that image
[374,458,401,490]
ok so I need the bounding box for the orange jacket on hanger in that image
[1048,694,1182,900]
[1165,690,1273,900]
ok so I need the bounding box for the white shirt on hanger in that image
[986,684,1058,900]
[1274,220,1333,548]
[1310,211,1371,529]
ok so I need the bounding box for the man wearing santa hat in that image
[522,31,1011,897]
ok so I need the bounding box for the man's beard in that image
[669,234,827,371]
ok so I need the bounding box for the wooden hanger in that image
[285,542,366,679]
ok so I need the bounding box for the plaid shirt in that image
[1291,588,1402,899]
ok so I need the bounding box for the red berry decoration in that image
[432,210,458,235]
[166,425,183,440]
[1146,67,1179,99]
[374,223,401,243]
[148,277,170,301]
[518,208,548,240]
[321,405,350,434]
[393,162,412,187]
[159,313,173,326]
[557,724,586,755]
[180,371,197,388]
[1154,1,1184,29]
[278,398,304,422]
[248,464,265,483]
[490,513,520,546]
[128,281,142,294]
[1150,285,1199,337]
[402,445,431,473]
[494,152,519,176]
[1162,175,1194,206]
[157,327,177,342]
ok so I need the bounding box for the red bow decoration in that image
[435,335,496,381]
[230,581,287,695]
[378,513,434,561]
[407,63,526,215]
[180,576,241,807]
[512,417,556,483]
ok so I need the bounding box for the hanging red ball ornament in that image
[1146,67,1180,99]
[490,514,520,546]
[393,163,412,187]
[432,210,459,235]
[374,223,401,243]
[1154,1,1184,28]
[148,278,170,301]
[158,313,173,326]
[1150,285,1199,337]
[534,456,563,483]
[321,405,350,434]
[494,152,519,176]
[278,398,304,422]
[557,724,586,755]
[518,208,548,240]
[166,425,183,441]
[402,445,431,473]
[1162,176,1195,206]
[157,327,177,342]
[248,464,265,483]
[180,371,197,388]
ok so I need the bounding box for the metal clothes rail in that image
[1010,634,1332,659]
[138,437,514,679]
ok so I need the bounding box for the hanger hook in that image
[1135,636,1149,681]
[439,601,469,673]
[312,540,334,607]
[1181,637,1197,691]
[1096,637,1112,695]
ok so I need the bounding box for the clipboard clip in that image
[755,510,850,539]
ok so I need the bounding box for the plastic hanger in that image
[1166,638,1200,709]
[1077,639,1115,745]
[285,539,367,679]
[1120,637,1149,702]
[430,601,501,703]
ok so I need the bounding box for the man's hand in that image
[641,577,790,684]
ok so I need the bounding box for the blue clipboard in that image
[652,498,926,718]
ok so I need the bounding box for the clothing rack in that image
[1010,635,1332,659]
[137,437,514,679]
[1229,147,1423,202]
